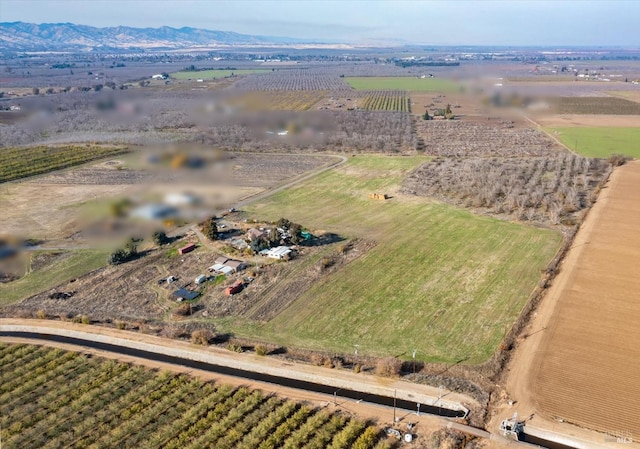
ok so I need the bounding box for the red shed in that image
[178,243,196,255]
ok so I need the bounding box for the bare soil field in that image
[548,96,640,115]
[609,90,640,104]
[9,225,366,326]
[531,114,640,128]
[11,250,170,321]
[530,161,640,440]
[0,153,335,241]
[501,80,640,97]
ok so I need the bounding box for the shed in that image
[195,275,207,285]
[209,263,226,272]
[214,256,229,265]
[179,243,196,255]
[219,266,234,276]
[172,289,200,301]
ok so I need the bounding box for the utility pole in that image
[412,349,417,375]
[393,389,397,423]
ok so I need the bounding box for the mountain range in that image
[0,22,316,52]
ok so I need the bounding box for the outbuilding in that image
[195,275,207,285]
[172,289,200,301]
[179,243,196,255]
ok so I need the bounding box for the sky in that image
[2,0,640,47]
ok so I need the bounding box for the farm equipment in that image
[385,428,402,440]
[499,412,524,439]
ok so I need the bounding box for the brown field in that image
[608,90,640,104]
[548,96,640,115]
[531,161,640,439]
[229,90,327,111]
[0,153,335,240]
[532,114,640,128]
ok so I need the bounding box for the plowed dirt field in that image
[533,161,640,440]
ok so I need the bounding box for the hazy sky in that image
[2,0,639,46]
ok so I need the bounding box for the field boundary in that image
[0,319,473,416]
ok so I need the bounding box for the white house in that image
[265,246,292,260]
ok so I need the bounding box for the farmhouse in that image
[262,246,292,260]
[246,228,266,242]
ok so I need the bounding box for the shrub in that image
[375,357,402,377]
[255,344,268,356]
[107,241,138,265]
[36,310,46,319]
[173,303,193,317]
[191,329,215,346]
[310,353,324,366]
[115,320,126,330]
[320,257,334,270]
[609,153,631,167]
[152,230,169,246]
[226,343,243,353]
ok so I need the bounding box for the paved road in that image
[0,320,470,418]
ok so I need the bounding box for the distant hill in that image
[0,22,315,52]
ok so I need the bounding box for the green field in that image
[171,69,270,79]
[0,250,108,305]
[346,77,458,92]
[0,343,388,449]
[223,155,562,364]
[0,144,128,184]
[549,127,640,158]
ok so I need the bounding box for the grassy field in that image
[0,343,389,449]
[0,250,108,305]
[224,155,562,364]
[0,144,128,184]
[346,77,458,92]
[171,69,270,79]
[549,127,640,158]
